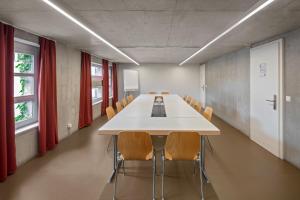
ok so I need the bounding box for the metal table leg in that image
[108,135,119,183]
[201,136,209,183]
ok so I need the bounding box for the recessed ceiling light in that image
[179,0,275,66]
[42,0,139,65]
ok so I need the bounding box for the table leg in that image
[201,136,209,183]
[108,135,119,183]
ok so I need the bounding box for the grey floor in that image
[1,116,300,200]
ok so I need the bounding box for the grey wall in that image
[283,28,300,168]
[205,27,300,168]
[15,40,104,166]
[206,48,250,136]
[118,63,201,100]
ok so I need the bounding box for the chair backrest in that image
[127,95,134,103]
[116,101,123,113]
[148,92,157,94]
[186,96,191,103]
[190,98,195,106]
[165,132,200,160]
[106,106,116,120]
[118,132,153,160]
[122,97,128,107]
[203,106,213,121]
[193,101,202,113]
[161,91,170,95]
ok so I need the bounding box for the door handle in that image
[266,95,277,110]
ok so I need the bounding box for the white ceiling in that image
[0,0,300,64]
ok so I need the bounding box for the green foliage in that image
[15,53,32,72]
[14,53,33,123]
[15,102,30,122]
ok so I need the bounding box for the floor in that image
[1,116,300,200]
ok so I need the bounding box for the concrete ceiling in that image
[0,0,300,64]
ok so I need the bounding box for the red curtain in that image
[0,23,16,182]
[101,59,109,116]
[78,52,93,128]
[112,63,118,107]
[38,37,58,155]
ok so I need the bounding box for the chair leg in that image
[161,155,165,200]
[193,160,197,176]
[152,155,156,200]
[206,136,214,154]
[113,160,119,200]
[198,157,205,200]
[122,160,125,175]
[107,136,113,153]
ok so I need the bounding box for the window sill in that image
[15,122,39,136]
[92,97,113,106]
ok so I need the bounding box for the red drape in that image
[0,23,16,182]
[112,63,118,107]
[78,52,93,128]
[101,59,109,116]
[38,37,58,155]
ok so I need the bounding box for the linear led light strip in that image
[179,0,275,66]
[42,0,140,65]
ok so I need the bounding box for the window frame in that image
[14,41,39,130]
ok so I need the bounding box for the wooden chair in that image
[162,132,204,200]
[105,106,116,153]
[193,101,202,113]
[127,95,134,103]
[203,107,213,121]
[122,97,128,107]
[148,92,157,94]
[114,132,156,200]
[190,98,196,106]
[161,91,170,95]
[186,96,192,104]
[116,101,123,113]
[203,106,214,153]
[106,106,116,120]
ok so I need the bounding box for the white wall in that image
[118,63,201,100]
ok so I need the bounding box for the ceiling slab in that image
[0,0,300,64]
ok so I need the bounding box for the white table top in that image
[98,94,220,136]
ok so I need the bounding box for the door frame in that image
[199,64,206,108]
[250,39,284,159]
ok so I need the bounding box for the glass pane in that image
[109,86,112,97]
[91,64,102,76]
[14,101,33,123]
[14,76,34,97]
[92,87,102,102]
[14,53,34,73]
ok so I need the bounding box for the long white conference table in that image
[98,94,220,183]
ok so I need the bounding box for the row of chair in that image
[183,95,215,154]
[183,95,213,121]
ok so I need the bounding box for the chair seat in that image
[165,150,198,161]
[120,150,154,161]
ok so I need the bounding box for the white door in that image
[199,64,206,108]
[250,39,283,158]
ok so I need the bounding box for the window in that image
[91,62,102,104]
[14,41,39,129]
[109,63,113,98]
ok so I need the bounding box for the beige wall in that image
[15,41,103,166]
